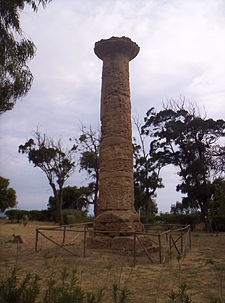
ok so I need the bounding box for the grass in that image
[0,219,224,302]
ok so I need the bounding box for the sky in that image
[0,0,225,213]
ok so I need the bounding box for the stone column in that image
[94,37,143,235]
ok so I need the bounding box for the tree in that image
[142,101,225,227]
[170,201,184,215]
[0,176,17,212]
[0,0,51,114]
[134,184,158,216]
[48,185,92,214]
[209,177,225,217]
[133,117,163,224]
[19,130,76,225]
[74,125,100,216]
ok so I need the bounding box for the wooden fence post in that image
[35,228,39,252]
[166,232,168,250]
[158,234,162,263]
[133,232,136,264]
[188,227,191,249]
[180,230,183,253]
[62,226,66,244]
[169,231,172,253]
[83,225,87,258]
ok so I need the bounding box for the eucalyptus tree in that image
[0,0,51,114]
[133,117,163,223]
[0,176,17,212]
[48,185,92,214]
[142,102,225,227]
[19,130,77,225]
[74,125,100,216]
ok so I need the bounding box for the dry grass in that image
[0,219,225,302]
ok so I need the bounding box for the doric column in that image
[94,37,143,234]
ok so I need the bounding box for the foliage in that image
[5,209,52,222]
[74,125,100,216]
[209,178,225,217]
[0,266,130,303]
[112,283,131,303]
[167,283,192,303]
[0,176,17,212]
[170,202,184,215]
[158,213,201,229]
[43,268,84,303]
[142,101,225,226]
[28,209,51,221]
[209,299,223,303]
[134,184,158,216]
[5,209,28,222]
[140,213,201,230]
[19,130,77,225]
[0,0,51,114]
[133,117,163,224]
[211,216,225,232]
[48,185,91,214]
[0,266,40,303]
[62,209,91,224]
[86,288,104,303]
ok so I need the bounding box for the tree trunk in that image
[58,188,64,225]
[200,201,210,232]
[93,172,99,217]
[51,183,64,225]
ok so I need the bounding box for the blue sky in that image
[0,0,225,212]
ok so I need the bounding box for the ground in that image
[0,219,224,302]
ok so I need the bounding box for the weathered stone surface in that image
[91,36,143,244]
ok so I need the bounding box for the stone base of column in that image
[94,210,144,236]
[87,233,155,252]
[87,210,144,250]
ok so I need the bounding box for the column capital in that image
[94,36,140,61]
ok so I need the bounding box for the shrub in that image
[0,267,129,303]
[63,209,92,225]
[5,210,29,223]
[211,216,225,232]
[28,210,52,222]
[5,209,52,222]
[0,266,40,303]
[156,213,201,230]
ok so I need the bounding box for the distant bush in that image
[5,209,93,224]
[211,216,225,232]
[159,213,201,230]
[5,209,29,222]
[5,209,52,222]
[28,210,52,222]
[141,213,201,230]
[62,209,92,225]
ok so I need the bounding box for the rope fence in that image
[35,223,191,264]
